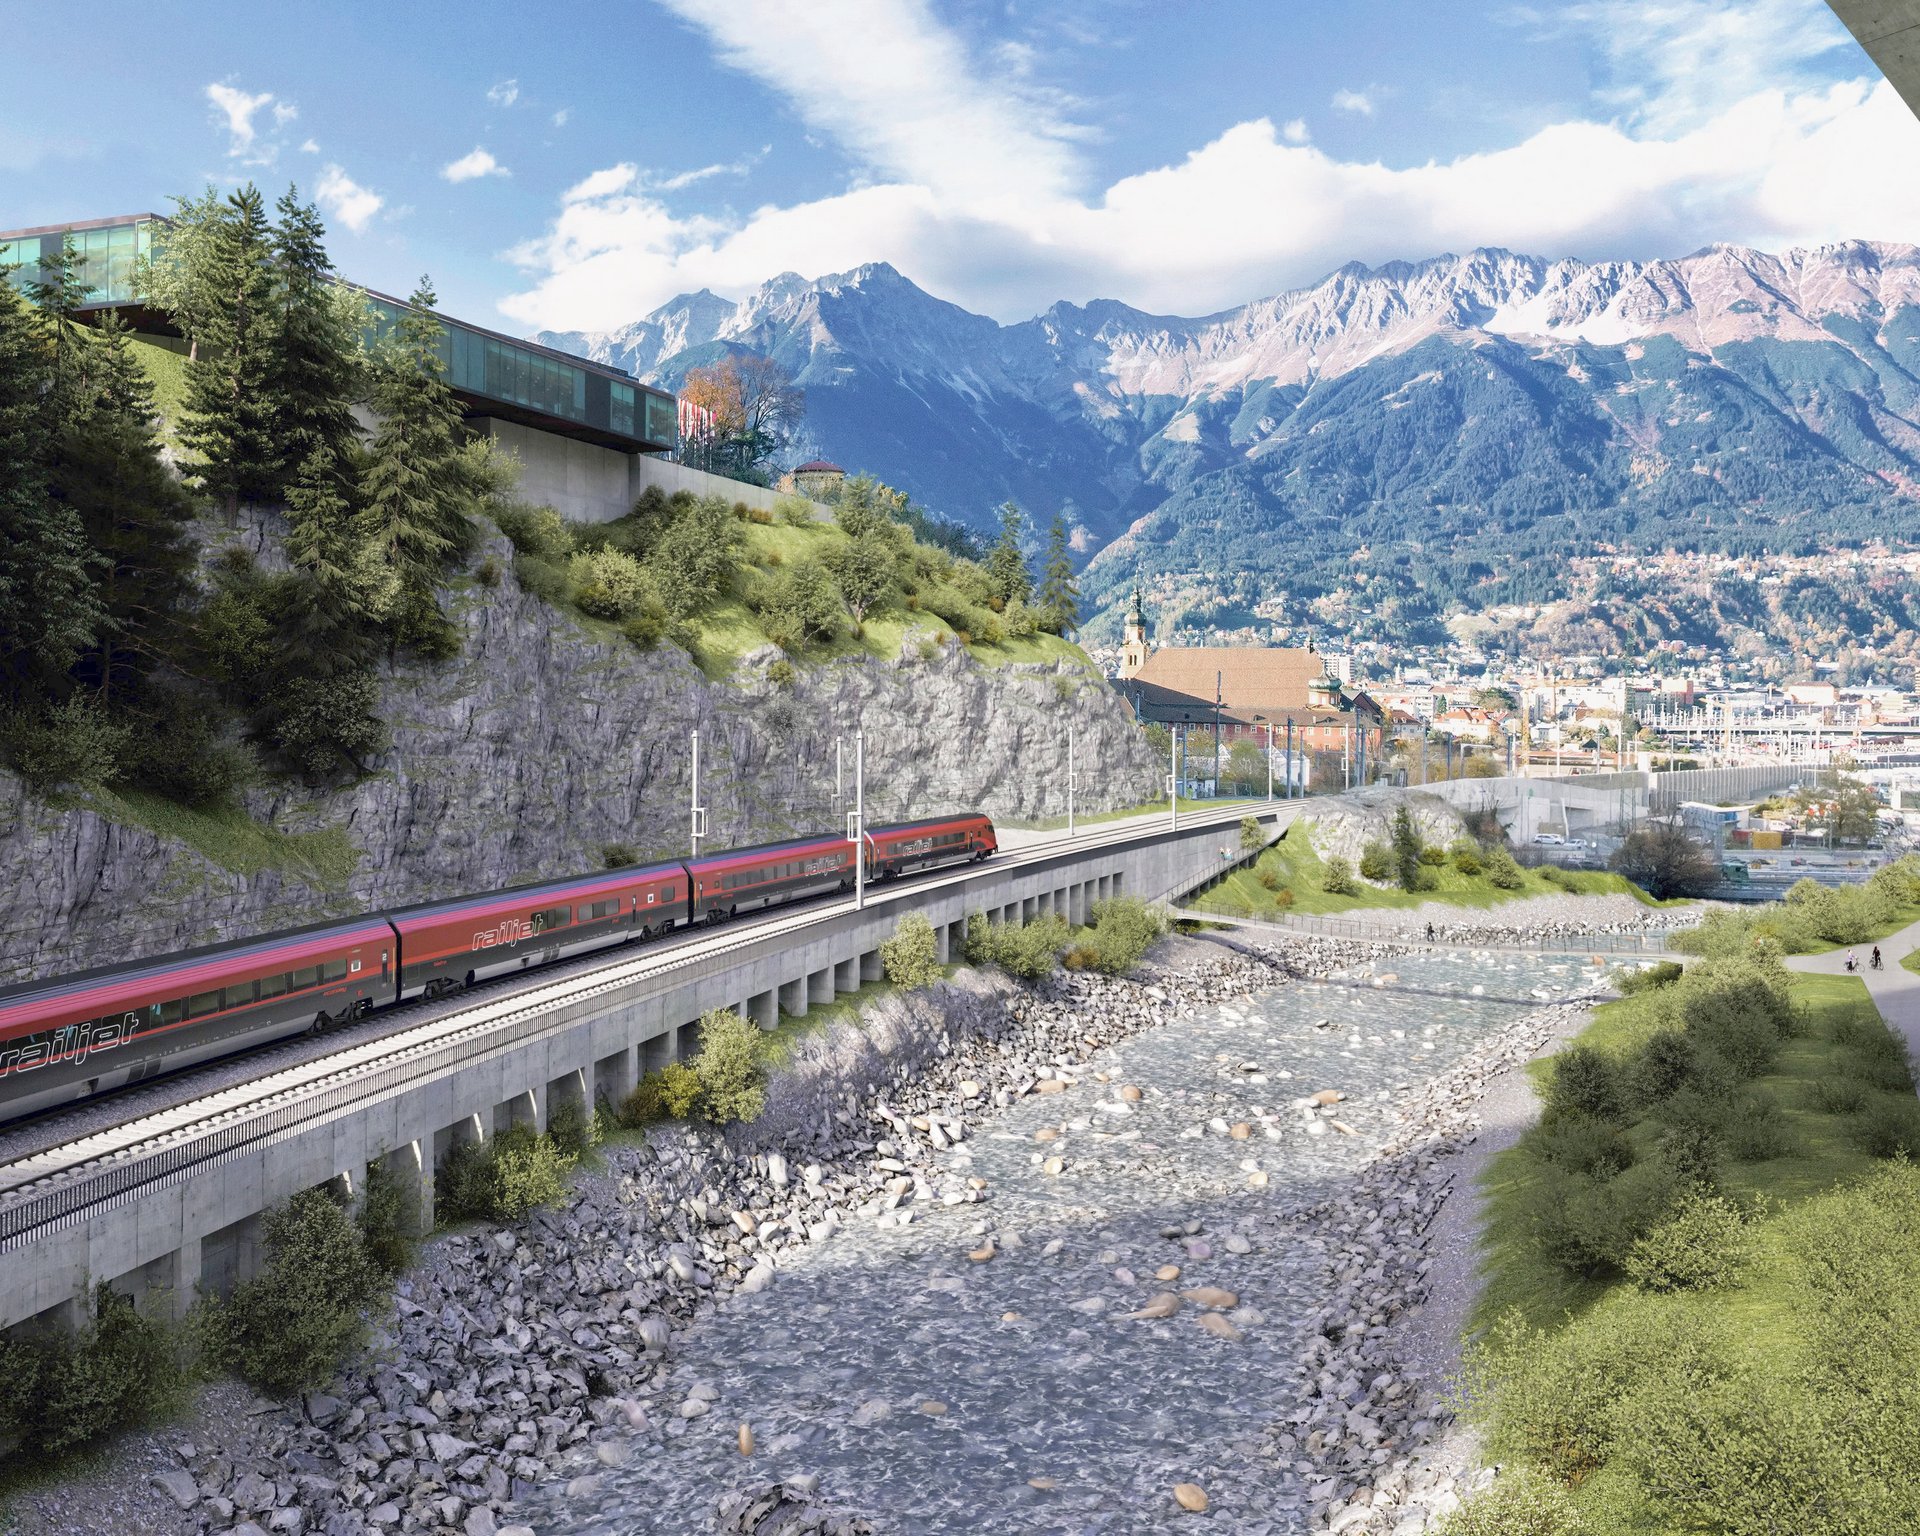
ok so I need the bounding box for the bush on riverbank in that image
[211,1189,385,1397]
[1673,857,1920,957]
[436,1125,577,1224]
[880,912,943,989]
[0,1283,188,1457]
[1435,1466,1586,1536]
[1468,965,1920,1530]
[691,1006,767,1124]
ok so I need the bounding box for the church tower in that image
[1120,588,1150,677]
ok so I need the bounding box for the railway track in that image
[0,801,1272,1245]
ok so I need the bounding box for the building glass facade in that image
[2,214,674,454]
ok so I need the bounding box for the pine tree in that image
[50,312,195,703]
[282,444,374,661]
[179,185,277,515]
[0,275,102,702]
[356,278,471,654]
[1037,509,1080,634]
[985,501,1031,607]
[263,189,362,497]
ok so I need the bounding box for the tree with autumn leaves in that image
[676,354,804,484]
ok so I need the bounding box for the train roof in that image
[687,832,854,875]
[383,860,687,926]
[868,813,990,836]
[0,913,394,1013]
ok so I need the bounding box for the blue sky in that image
[5,0,1915,333]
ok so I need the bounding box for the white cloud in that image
[300,138,320,154]
[501,0,1920,331]
[206,82,277,159]
[552,107,571,127]
[272,101,299,126]
[487,78,520,107]
[443,147,509,183]
[1281,118,1309,145]
[1331,88,1373,116]
[315,163,383,232]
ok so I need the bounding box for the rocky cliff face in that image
[0,542,1160,983]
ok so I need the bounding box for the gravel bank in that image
[5,937,1609,1536]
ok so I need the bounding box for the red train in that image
[0,813,996,1122]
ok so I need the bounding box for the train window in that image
[321,959,348,983]
[158,998,184,1026]
[532,905,571,933]
[222,981,258,1010]
[666,885,675,900]
[258,973,287,999]
[291,966,319,991]
[187,990,220,1018]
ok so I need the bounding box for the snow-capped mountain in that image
[535,242,1920,642]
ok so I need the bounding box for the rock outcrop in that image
[1288,789,1471,865]
[0,546,1160,982]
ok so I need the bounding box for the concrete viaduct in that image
[0,802,1296,1335]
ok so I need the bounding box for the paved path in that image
[1787,916,1920,1069]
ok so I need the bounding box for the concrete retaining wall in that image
[0,811,1276,1332]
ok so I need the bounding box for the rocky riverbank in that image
[7,935,1606,1536]
[1278,890,1698,949]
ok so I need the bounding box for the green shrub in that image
[0,695,132,790]
[1273,887,1295,909]
[1525,1156,1684,1275]
[1847,1030,1915,1094]
[1623,1189,1750,1291]
[1359,840,1392,882]
[767,658,797,690]
[602,842,640,869]
[1721,1090,1797,1161]
[1628,1028,1697,1103]
[1616,960,1684,995]
[1852,1095,1920,1158]
[435,1126,575,1224]
[1256,867,1281,891]
[1539,864,1577,891]
[777,494,815,527]
[880,912,944,989]
[1485,845,1526,889]
[1435,1467,1586,1536]
[1085,897,1167,975]
[1419,844,1447,866]
[620,602,668,649]
[545,1097,601,1159]
[1450,838,1484,876]
[1546,1045,1626,1122]
[1321,855,1360,896]
[513,552,571,604]
[215,1189,383,1396]
[569,546,654,620]
[1239,815,1264,853]
[691,1007,766,1125]
[357,1158,419,1278]
[1804,1074,1870,1115]
[0,1284,187,1457]
[622,1062,702,1124]
[474,554,502,588]
[492,504,574,561]
[964,912,1068,978]
[1527,1112,1635,1178]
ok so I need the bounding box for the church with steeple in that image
[1112,589,1384,757]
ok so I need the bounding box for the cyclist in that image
[1872,946,1883,971]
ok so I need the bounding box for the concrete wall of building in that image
[481,419,635,524]
[0,810,1283,1333]
[629,455,829,522]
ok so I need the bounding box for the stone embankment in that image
[0,531,1161,982]
[1302,891,1697,949]
[11,930,1603,1536]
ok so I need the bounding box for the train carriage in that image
[388,862,686,999]
[865,813,996,879]
[0,917,396,1121]
[687,834,857,924]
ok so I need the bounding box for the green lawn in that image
[1465,969,1920,1529]
[129,335,190,447]
[1474,972,1891,1334]
[1192,826,1670,919]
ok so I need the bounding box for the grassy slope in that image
[1192,827,1670,918]
[78,787,358,887]
[1471,971,1902,1527]
[130,336,189,446]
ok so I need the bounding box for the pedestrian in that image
[1425,922,1436,943]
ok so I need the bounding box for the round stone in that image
[1174,1483,1210,1512]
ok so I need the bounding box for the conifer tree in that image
[179,185,277,515]
[0,274,102,701]
[50,311,195,703]
[263,189,362,496]
[356,278,471,654]
[985,500,1032,607]
[141,189,229,362]
[1037,509,1080,634]
[282,444,375,658]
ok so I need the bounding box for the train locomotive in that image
[0,812,996,1123]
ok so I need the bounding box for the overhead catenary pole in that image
[1169,720,1179,831]
[1286,717,1295,799]
[854,729,866,911]
[690,729,705,860]
[1266,721,1274,802]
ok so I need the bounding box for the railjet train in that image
[0,813,997,1122]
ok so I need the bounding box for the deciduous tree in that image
[178,185,278,514]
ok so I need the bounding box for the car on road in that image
[1532,833,1565,846]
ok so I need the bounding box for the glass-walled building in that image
[1,213,677,459]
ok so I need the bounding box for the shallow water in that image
[542,949,1608,1535]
